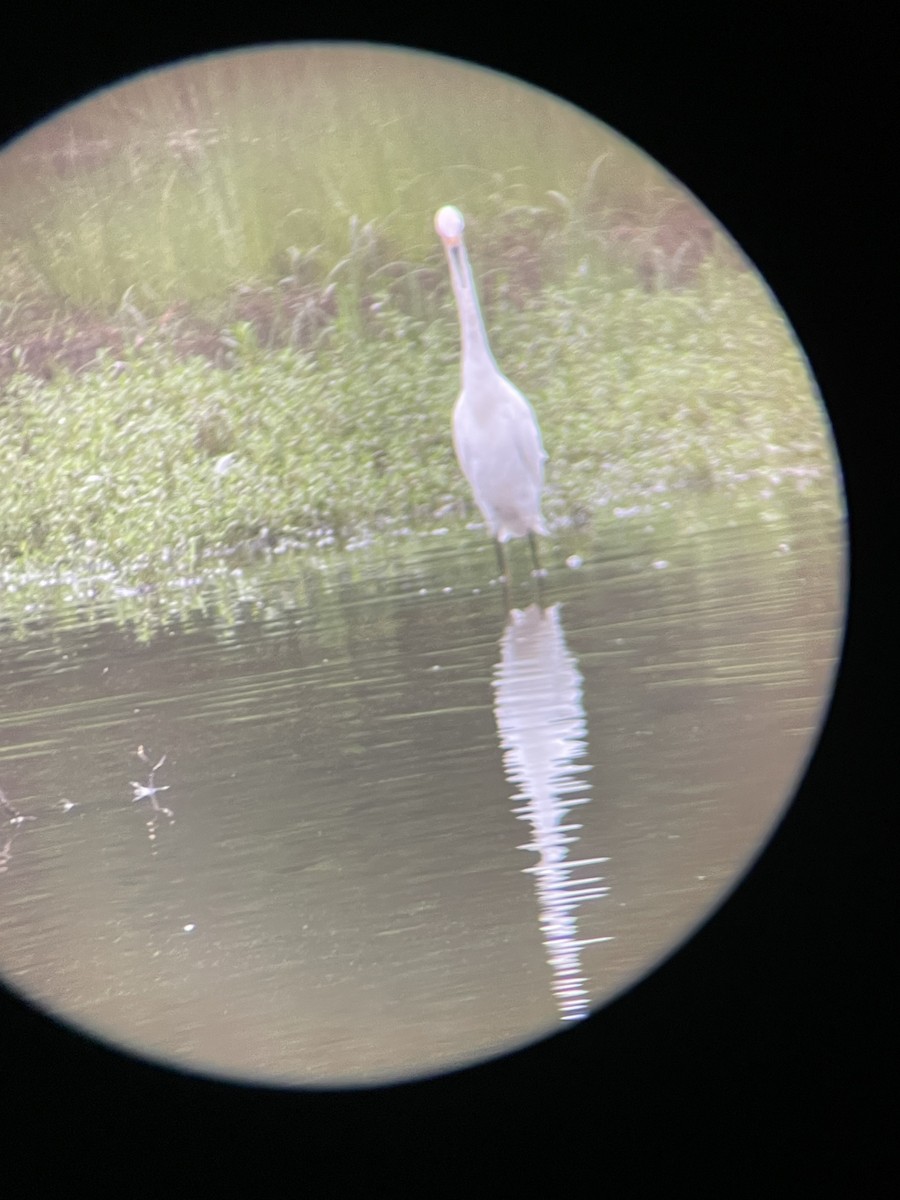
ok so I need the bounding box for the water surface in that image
[0,497,844,1085]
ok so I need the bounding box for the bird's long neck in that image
[446,240,497,386]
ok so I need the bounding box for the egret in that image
[435,205,547,581]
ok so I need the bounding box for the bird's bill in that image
[445,242,469,290]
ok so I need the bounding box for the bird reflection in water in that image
[492,604,611,1021]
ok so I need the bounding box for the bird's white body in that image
[435,205,547,547]
[452,365,546,543]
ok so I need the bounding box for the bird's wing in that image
[505,386,546,485]
[454,381,545,481]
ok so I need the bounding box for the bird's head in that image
[435,205,465,247]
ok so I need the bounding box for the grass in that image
[0,46,632,313]
[0,44,843,633]
[0,263,836,576]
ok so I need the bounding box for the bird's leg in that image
[528,532,548,605]
[528,532,547,578]
[494,539,510,584]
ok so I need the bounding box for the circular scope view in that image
[0,43,845,1087]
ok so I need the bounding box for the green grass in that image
[0,260,836,575]
[0,45,637,313]
[0,45,843,633]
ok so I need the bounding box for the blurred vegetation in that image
[0,45,842,630]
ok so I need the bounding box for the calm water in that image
[0,497,845,1086]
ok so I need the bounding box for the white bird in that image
[435,205,547,580]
